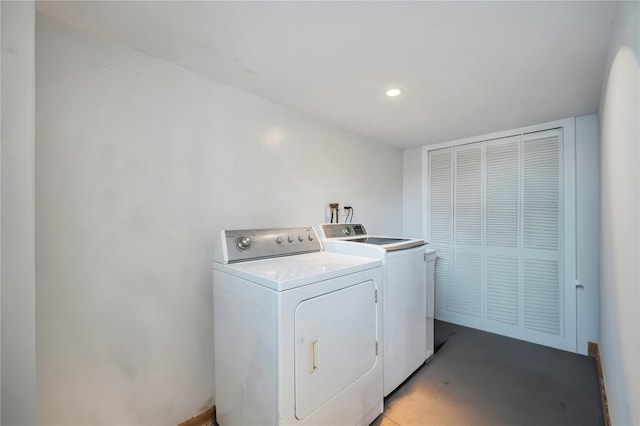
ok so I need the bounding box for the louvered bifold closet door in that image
[452,145,482,317]
[428,148,453,314]
[429,127,571,351]
[485,137,520,326]
[522,130,562,336]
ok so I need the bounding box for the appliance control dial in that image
[236,236,252,250]
[342,226,352,236]
[221,227,321,263]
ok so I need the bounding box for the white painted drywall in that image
[35,14,402,425]
[598,1,640,425]
[402,147,424,239]
[575,114,600,354]
[1,1,37,425]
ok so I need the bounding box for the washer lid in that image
[214,251,382,291]
[319,223,425,251]
[348,236,426,251]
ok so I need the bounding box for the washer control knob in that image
[287,235,294,243]
[342,226,351,236]
[236,236,252,250]
[298,235,304,242]
[275,236,283,244]
[308,234,314,241]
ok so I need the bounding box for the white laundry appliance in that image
[213,226,384,426]
[318,223,437,396]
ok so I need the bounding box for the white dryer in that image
[318,223,437,396]
[213,226,383,425]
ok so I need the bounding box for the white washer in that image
[318,223,437,396]
[213,226,383,426]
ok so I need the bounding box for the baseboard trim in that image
[588,342,611,426]
[178,406,215,426]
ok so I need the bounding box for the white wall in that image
[35,14,402,426]
[575,114,600,354]
[1,1,37,425]
[402,147,424,239]
[599,1,640,425]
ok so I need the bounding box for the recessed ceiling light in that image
[386,88,402,97]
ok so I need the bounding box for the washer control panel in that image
[218,226,321,263]
[321,223,368,239]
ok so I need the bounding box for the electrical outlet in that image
[326,203,340,223]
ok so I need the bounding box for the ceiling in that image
[36,1,617,149]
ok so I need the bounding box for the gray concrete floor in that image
[372,321,604,426]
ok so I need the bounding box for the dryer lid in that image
[214,251,382,291]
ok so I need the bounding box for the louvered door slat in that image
[434,249,452,314]
[524,258,560,335]
[486,256,519,325]
[450,251,481,317]
[430,149,453,245]
[523,135,560,250]
[455,147,482,246]
[486,139,519,248]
